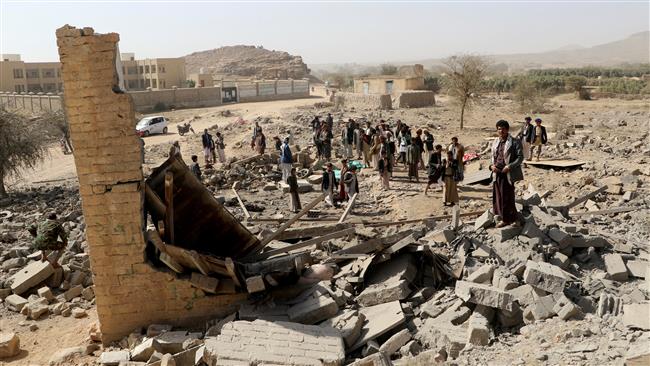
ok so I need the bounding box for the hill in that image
[184,45,311,80]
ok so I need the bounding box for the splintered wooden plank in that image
[253,227,355,261]
[349,301,406,351]
[225,257,242,288]
[338,193,358,223]
[232,183,251,219]
[565,185,608,210]
[160,252,184,273]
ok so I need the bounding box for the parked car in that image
[136,116,168,137]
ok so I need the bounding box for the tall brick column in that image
[56,25,246,343]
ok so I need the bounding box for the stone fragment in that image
[521,221,545,239]
[355,254,417,306]
[64,284,83,301]
[8,261,54,295]
[523,294,556,323]
[455,280,514,311]
[603,254,629,282]
[549,252,570,269]
[320,310,365,348]
[131,338,160,362]
[467,306,493,346]
[378,329,411,356]
[5,294,28,312]
[496,303,523,328]
[466,264,495,284]
[99,350,130,365]
[37,286,55,302]
[399,340,422,358]
[0,332,20,358]
[553,294,582,321]
[492,226,521,243]
[523,260,567,293]
[155,331,190,354]
[492,267,519,291]
[350,301,405,351]
[160,353,176,366]
[474,210,494,230]
[72,308,87,318]
[25,299,49,320]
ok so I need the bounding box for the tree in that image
[565,75,589,100]
[40,110,72,153]
[380,63,398,75]
[0,109,47,197]
[186,79,196,88]
[513,77,547,113]
[442,54,489,129]
[424,75,442,94]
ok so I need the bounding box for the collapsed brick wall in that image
[394,90,436,108]
[56,25,246,343]
[336,92,392,110]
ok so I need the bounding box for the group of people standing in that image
[517,116,548,161]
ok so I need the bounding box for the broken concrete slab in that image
[467,306,493,346]
[474,210,494,231]
[549,252,570,269]
[491,267,519,291]
[355,254,417,307]
[288,293,339,325]
[350,301,405,352]
[626,260,648,278]
[521,221,546,240]
[467,264,495,284]
[455,280,515,311]
[154,331,190,355]
[603,254,629,282]
[99,350,130,365]
[190,273,219,294]
[523,294,556,323]
[0,332,20,358]
[623,302,650,330]
[8,260,54,295]
[131,338,161,362]
[492,226,521,243]
[4,294,28,312]
[553,294,582,321]
[523,260,568,293]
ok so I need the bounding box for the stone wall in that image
[128,87,222,112]
[394,90,436,108]
[336,92,392,110]
[56,25,246,344]
[237,79,310,103]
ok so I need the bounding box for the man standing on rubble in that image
[342,119,355,158]
[448,136,465,181]
[325,113,334,133]
[530,118,548,161]
[517,116,534,161]
[490,120,524,227]
[28,212,67,268]
[406,137,421,182]
[202,129,213,165]
[287,167,302,213]
[280,137,293,182]
[321,162,338,207]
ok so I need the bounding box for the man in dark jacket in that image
[490,120,524,227]
[280,138,293,182]
[530,118,548,161]
[517,116,534,160]
[321,162,337,207]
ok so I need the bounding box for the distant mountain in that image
[184,45,310,79]
[313,31,650,74]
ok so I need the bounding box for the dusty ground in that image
[2,92,648,365]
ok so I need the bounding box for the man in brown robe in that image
[489,120,524,227]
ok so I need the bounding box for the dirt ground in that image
[2,91,648,365]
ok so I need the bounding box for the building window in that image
[13,69,24,79]
[122,66,126,75]
[14,85,25,93]
[26,69,40,79]
[140,80,144,88]
[152,79,158,88]
[27,84,42,92]
[42,68,56,78]
[58,83,63,91]
[127,80,138,89]
[127,66,137,75]
[57,69,61,77]
[139,66,144,74]
[160,65,166,73]
[160,80,166,88]
[151,65,156,73]
[145,65,150,73]
[43,83,56,92]
[145,79,151,88]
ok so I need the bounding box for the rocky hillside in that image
[184,45,310,79]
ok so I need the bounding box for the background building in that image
[353,64,425,95]
[1,54,63,93]
[0,53,186,93]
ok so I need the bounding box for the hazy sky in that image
[1,1,648,65]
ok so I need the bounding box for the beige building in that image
[119,53,187,90]
[187,73,214,88]
[1,54,63,93]
[353,64,425,95]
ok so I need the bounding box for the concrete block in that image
[496,303,523,328]
[626,260,648,278]
[522,192,542,206]
[64,284,83,301]
[493,226,521,243]
[521,221,545,239]
[379,329,411,356]
[82,286,95,301]
[466,264,495,284]
[554,296,582,321]
[467,307,492,346]
[0,332,20,358]
[523,260,567,293]
[548,228,571,248]
[25,299,49,320]
[37,286,55,302]
[604,254,629,282]
[5,294,28,312]
[155,331,190,355]
[455,280,514,311]
[549,252,570,269]
[523,294,556,323]
[569,235,609,248]
[288,294,338,324]
[356,254,417,306]
[491,267,519,291]
[474,210,494,230]
[8,261,54,295]
[99,350,130,365]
